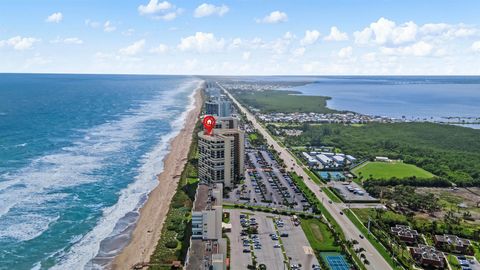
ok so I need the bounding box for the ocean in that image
[0,74,201,269]
[286,76,480,126]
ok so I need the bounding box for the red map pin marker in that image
[203,115,216,135]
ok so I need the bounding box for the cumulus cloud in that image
[138,0,172,14]
[178,32,225,53]
[354,17,417,45]
[194,3,229,18]
[46,12,63,23]
[150,43,168,54]
[119,39,146,55]
[300,30,321,46]
[324,26,348,41]
[0,36,39,50]
[51,37,84,45]
[380,41,433,56]
[472,41,480,52]
[354,17,478,47]
[104,21,116,32]
[256,11,288,24]
[138,0,182,20]
[242,51,251,60]
[337,46,353,58]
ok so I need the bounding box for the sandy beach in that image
[111,86,203,270]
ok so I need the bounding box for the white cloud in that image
[85,19,100,28]
[138,0,172,15]
[46,12,63,23]
[119,39,146,56]
[300,30,321,46]
[230,38,243,49]
[122,28,135,36]
[138,0,182,20]
[194,3,229,18]
[324,26,348,41]
[178,32,225,53]
[283,32,295,40]
[381,41,433,56]
[104,21,116,32]
[0,36,39,50]
[354,17,417,45]
[472,41,480,52]
[354,18,478,48]
[292,47,306,57]
[420,23,477,39]
[242,51,251,60]
[338,46,353,58]
[150,43,168,54]
[257,11,288,24]
[51,37,84,45]
[160,11,181,21]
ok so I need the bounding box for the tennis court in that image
[317,171,345,181]
[321,252,350,270]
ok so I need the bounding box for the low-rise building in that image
[434,234,472,254]
[375,156,390,162]
[316,154,332,166]
[410,244,446,269]
[346,155,356,163]
[391,225,419,244]
[332,155,345,165]
[187,183,227,270]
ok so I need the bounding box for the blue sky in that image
[1,0,480,75]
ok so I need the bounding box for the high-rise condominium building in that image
[198,116,244,188]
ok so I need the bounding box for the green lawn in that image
[447,254,462,270]
[322,187,342,203]
[230,89,338,114]
[353,161,434,180]
[300,218,340,252]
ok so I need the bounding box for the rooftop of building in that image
[391,224,419,237]
[435,234,471,246]
[411,244,445,262]
[193,184,210,211]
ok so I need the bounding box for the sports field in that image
[352,161,434,179]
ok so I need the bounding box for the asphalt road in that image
[220,83,393,270]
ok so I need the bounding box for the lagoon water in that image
[287,76,480,123]
[0,74,199,269]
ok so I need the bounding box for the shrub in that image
[165,240,178,249]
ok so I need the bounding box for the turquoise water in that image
[0,74,201,269]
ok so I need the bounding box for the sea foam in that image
[47,79,202,269]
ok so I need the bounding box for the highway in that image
[219,83,393,270]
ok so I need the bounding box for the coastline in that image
[111,84,203,269]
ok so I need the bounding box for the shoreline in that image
[111,84,203,269]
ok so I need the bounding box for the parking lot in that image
[226,209,320,270]
[228,149,311,212]
[330,181,378,202]
[456,255,480,270]
[226,209,253,270]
